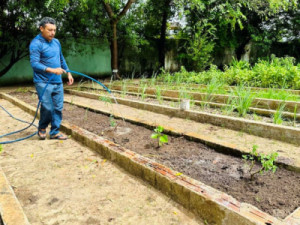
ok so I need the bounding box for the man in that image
[29,17,74,140]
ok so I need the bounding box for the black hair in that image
[39,17,56,27]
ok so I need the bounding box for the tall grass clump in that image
[230,85,254,117]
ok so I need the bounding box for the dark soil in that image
[10,92,300,219]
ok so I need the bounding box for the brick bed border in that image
[1,92,300,225]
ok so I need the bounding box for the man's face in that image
[40,23,56,42]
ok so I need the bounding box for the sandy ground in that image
[0,99,202,225]
[64,94,300,168]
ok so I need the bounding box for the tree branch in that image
[102,1,114,19]
[117,0,135,20]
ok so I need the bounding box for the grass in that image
[273,103,285,125]
[230,85,254,117]
[155,86,163,104]
[140,84,148,100]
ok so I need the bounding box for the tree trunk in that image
[103,0,135,79]
[158,0,171,69]
[111,21,120,79]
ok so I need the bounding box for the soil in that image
[10,92,300,219]
[0,99,200,225]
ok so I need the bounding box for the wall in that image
[0,39,111,86]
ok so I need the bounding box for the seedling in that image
[99,96,112,105]
[140,84,148,100]
[232,85,254,117]
[0,145,3,154]
[121,80,128,98]
[293,105,298,126]
[155,86,163,104]
[151,125,168,147]
[242,145,278,180]
[109,115,117,128]
[84,108,89,121]
[273,103,285,125]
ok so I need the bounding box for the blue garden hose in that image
[0,70,111,144]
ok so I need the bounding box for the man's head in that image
[39,17,56,42]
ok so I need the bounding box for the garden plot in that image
[6,91,300,224]
[75,84,300,123]
[64,87,300,147]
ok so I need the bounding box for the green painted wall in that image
[0,39,111,85]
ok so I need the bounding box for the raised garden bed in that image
[8,91,300,221]
[64,89,300,146]
[99,84,300,114]
[76,86,300,124]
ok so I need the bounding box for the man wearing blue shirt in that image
[30,17,74,140]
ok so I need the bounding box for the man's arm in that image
[30,40,66,75]
[29,41,47,73]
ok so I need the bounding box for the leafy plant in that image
[151,125,168,147]
[242,145,279,180]
[273,103,285,125]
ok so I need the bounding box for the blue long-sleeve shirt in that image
[29,34,69,84]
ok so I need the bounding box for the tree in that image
[102,0,136,78]
[0,0,39,78]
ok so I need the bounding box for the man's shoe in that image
[50,133,68,140]
[38,129,46,140]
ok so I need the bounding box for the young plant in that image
[109,115,117,128]
[293,105,298,126]
[273,103,285,125]
[84,108,89,121]
[232,85,254,117]
[99,96,112,105]
[155,86,163,104]
[242,145,279,180]
[140,84,148,100]
[77,80,86,91]
[222,89,235,115]
[151,126,168,147]
[121,80,128,98]
[0,145,3,154]
[150,73,157,87]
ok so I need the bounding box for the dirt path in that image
[64,94,300,167]
[0,99,201,225]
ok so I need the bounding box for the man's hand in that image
[46,67,66,75]
[67,72,74,85]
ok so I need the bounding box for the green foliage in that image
[230,85,254,117]
[158,56,300,90]
[0,145,3,154]
[109,115,117,127]
[273,103,285,125]
[99,96,112,104]
[151,125,169,147]
[155,86,163,104]
[140,84,148,100]
[242,145,279,180]
[16,87,30,93]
